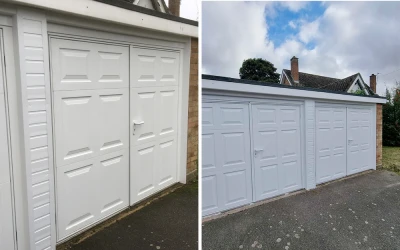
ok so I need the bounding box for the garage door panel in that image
[51,39,129,91]
[55,91,97,167]
[258,164,279,199]
[222,170,248,207]
[158,87,178,138]
[202,132,217,174]
[157,136,177,189]
[221,132,247,168]
[218,104,248,130]
[97,89,129,155]
[257,130,278,163]
[130,48,180,87]
[281,160,301,192]
[130,142,157,203]
[202,175,218,216]
[316,107,347,184]
[202,105,215,129]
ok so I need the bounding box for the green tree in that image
[239,58,280,83]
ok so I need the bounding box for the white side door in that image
[347,107,373,175]
[252,104,302,202]
[315,107,346,184]
[130,47,180,205]
[202,102,252,216]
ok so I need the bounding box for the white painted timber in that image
[304,100,316,190]
[15,9,56,250]
[251,104,302,201]
[202,102,252,216]
[130,47,180,205]
[0,30,15,250]
[6,0,198,37]
[50,38,130,241]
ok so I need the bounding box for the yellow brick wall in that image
[376,104,383,168]
[187,38,198,178]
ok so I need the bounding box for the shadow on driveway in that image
[60,180,198,250]
[203,170,400,250]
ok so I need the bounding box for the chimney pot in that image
[290,56,299,83]
[370,74,376,93]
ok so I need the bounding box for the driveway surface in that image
[60,180,198,250]
[203,170,400,250]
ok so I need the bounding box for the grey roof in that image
[283,69,376,95]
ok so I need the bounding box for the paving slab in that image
[61,180,198,250]
[202,170,400,250]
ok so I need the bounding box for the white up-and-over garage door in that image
[51,38,180,241]
[202,100,374,216]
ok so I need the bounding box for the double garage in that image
[202,75,385,217]
[0,4,195,250]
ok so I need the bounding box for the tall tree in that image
[239,58,280,83]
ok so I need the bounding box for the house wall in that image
[187,37,198,180]
[376,104,383,168]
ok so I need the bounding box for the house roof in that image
[95,0,198,26]
[283,69,376,95]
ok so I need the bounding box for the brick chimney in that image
[169,0,180,16]
[291,56,299,83]
[370,74,376,93]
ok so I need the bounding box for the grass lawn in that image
[382,146,400,174]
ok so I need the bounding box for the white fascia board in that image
[203,79,387,104]
[5,0,198,38]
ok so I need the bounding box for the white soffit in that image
[5,0,198,38]
[203,79,387,104]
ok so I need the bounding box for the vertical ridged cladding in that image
[305,100,316,190]
[17,11,55,250]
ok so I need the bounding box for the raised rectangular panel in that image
[202,106,214,127]
[259,164,279,198]
[130,48,180,87]
[221,132,246,168]
[130,88,157,146]
[97,150,129,219]
[281,160,301,192]
[157,136,177,190]
[223,170,247,206]
[54,91,97,167]
[280,108,298,124]
[281,129,298,158]
[158,51,180,86]
[158,87,178,138]
[202,175,218,216]
[259,130,278,162]
[98,89,129,155]
[219,106,246,128]
[57,159,97,240]
[202,133,216,170]
[258,108,276,125]
[130,142,157,205]
[0,95,10,185]
[51,38,129,91]
[0,183,14,250]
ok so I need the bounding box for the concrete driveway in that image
[202,170,400,250]
[59,180,198,250]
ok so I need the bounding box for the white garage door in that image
[0,36,15,250]
[315,105,373,184]
[202,103,252,216]
[347,107,373,175]
[252,104,302,202]
[129,47,180,204]
[51,39,130,240]
[316,107,346,184]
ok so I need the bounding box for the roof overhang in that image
[203,75,387,104]
[3,0,198,37]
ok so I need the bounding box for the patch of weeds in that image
[383,147,400,174]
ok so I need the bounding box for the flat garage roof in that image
[202,74,387,104]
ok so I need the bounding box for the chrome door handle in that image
[132,120,144,135]
[254,148,264,156]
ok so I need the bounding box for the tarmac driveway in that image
[202,170,400,250]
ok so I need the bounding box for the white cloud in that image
[279,1,308,12]
[202,1,400,96]
[288,20,297,29]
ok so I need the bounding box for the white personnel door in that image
[251,104,302,202]
[315,107,347,184]
[129,47,180,205]
[347,107,373,175]
[201,102,252,216]
[51,38,130,241]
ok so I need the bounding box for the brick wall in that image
[376,104,383,168]
[187,37,198,179]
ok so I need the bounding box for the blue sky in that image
[266,2,325,49]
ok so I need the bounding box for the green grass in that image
[382,146,400,174]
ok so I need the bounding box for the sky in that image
[202,1,400,96]
[165,0,199,21]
